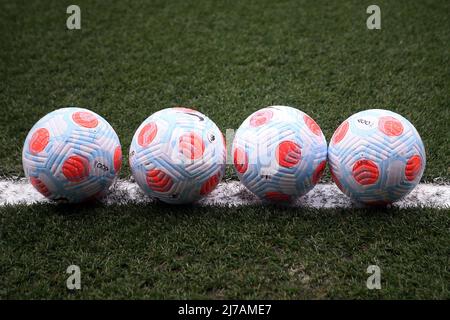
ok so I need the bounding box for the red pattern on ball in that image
[200,172,221,195]
[405,155,422,181]
[330,167,345,193]
[114,146,122,172]
[233,147,248,174]
[72,111,98,128]
[250,109,273,127]
[303,114,322,136]
[265,192,291,202]
[332,121,349,144]
[62,155,90,182]
[179,132,205,160]
[276,141,301,168]
[352,159,379,185]
[30,177,51,197]
[378,116,404,137]
[138,123,158,147]
[29,128,49,154]
[146,169,173,193]
[312,160,327,184]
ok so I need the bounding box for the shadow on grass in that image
[11,197,425,224]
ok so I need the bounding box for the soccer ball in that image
[328,109,426,205]
[129,107,226,204]
[232,106,328,202]
[22,107,122,203]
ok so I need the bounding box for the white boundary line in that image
[0,179,449,208]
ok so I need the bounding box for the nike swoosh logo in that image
[180,112,204,121]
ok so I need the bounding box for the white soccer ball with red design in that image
[328,109,426,205]
[22,107,122,203]
[232,106,328,202]
[129,107,226,204]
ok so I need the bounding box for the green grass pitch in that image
[0,0,449,299]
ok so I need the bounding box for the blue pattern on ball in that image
[129,108,226,204]
[328,109,426,204]
[22,107,122,203]
[232,106,328,202]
